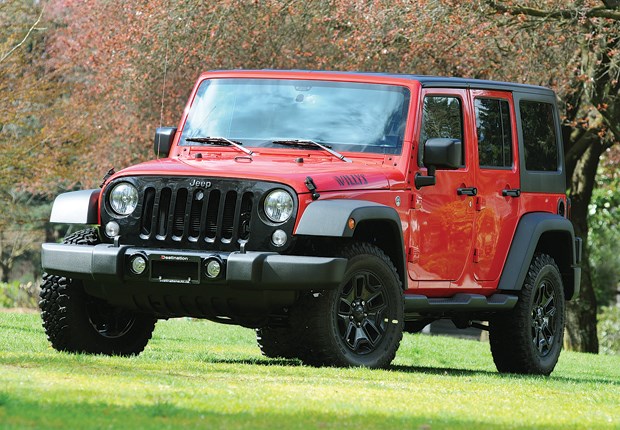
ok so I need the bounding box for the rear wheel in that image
[489,254,565,375]
[298,243,404,369]
[39,228,156,356]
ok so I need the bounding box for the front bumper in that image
[41,243,347,291]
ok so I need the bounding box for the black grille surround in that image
[101,176,298,253]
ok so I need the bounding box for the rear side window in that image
[420,96,464,166]
[520,100,559,171]
[475,98,513,168]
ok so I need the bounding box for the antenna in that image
[159,39,169,128]
[157,40,170,159]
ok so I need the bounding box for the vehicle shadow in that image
[391,364,620,386]
[204,357,620,386]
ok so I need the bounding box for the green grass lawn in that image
[0,312,618,429]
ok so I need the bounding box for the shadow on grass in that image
[201,356,620,386]
[394,364,619,385]
[0,396,577,430]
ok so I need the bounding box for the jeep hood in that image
[113,156,397,194]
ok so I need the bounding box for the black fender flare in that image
[498,212,581,300]
[295,199,406,289]
[50,189,100,224]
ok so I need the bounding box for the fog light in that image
[130,255,147,275]
[205,259,222,279]
[271,229,287,247]
[105,221,120,238]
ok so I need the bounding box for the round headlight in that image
[263,190,294,223]
[109,183,139,215]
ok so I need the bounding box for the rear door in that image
[471,90,520,282]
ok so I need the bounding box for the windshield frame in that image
[177,77,412,156]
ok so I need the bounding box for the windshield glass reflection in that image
[180,78,410,154]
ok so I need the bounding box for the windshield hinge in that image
[305,176,320,200]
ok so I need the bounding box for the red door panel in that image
[471,90,521,282]
[409,89,476,282]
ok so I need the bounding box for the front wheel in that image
[298,243,404,369]
[39,228,156,356]
[489,254,565,375]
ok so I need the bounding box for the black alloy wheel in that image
[337,269,390,355]
[531,277,560,357]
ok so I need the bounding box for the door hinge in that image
[475,196,484,211]
[407,246,419,263]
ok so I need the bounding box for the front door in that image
[409,89,476,282]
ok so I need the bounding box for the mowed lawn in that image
[0,312,618,429]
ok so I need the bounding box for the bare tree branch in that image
[0,7,45,64]
[486,1,620,21]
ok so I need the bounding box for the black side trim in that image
[498,212,580,299]
[404,293,518,314]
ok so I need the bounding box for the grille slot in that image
[156,188,172,239]
[139,184,253,249]
[221,191,237,242]
[140,187,156,237]
[205,190,220,241]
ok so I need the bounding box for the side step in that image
[404,293,518,313]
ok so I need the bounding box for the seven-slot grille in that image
[138,185,253,247]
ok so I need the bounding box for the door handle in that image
[502,188,521,197]
[457,187,477,196]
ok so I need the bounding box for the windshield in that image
[180,78,410,154]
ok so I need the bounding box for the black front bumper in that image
[41,243,347,323]
[41,243,347,290]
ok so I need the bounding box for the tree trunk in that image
[0,263,8,283]
[564,140,605,353]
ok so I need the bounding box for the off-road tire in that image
[489,253,565,375]
[39,228,156,356]
[296,242,404,369]
[256,326,301,359]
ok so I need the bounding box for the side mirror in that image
[415,138,462,189]
[154,127,177,158]
[424,138,462,168]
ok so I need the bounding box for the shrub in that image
[0,281,40,309]
[598,305,620,355]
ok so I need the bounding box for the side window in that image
[419,96,464,166]
[520,100,559,171]
[475,98,513,168]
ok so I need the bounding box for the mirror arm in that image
[414,165,436,189]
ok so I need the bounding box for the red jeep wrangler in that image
[41,70,581,375]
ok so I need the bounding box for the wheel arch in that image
[295,199,406,289]
[498,212,581,300]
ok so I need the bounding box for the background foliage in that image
[1,0,619,352]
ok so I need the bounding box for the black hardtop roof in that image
[409,75,554,95]
[226,70,556,96]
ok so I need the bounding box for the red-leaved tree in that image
[27,0,620,351]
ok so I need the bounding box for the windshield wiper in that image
[272,139,351,163]
[185,136,254,156]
